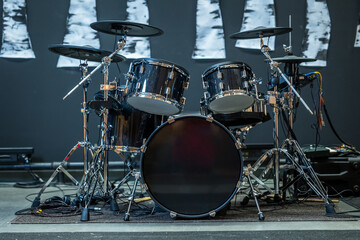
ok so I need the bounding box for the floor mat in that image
[11,199,358,224]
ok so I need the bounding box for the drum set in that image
[31,21,335,221]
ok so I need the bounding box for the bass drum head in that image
[141,115,243,218]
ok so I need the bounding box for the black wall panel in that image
[0,0,359,164]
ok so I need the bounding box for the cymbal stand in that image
[254,38,335,214]
[80,61,91,173]
[31,61,95,208]
[76,34,128,221]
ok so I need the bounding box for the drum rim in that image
[130,57,190,78]
[207,90,256,113]
[202,61,254,79]
[127,92,183,115]
[139,115,243,218]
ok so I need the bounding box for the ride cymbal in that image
[90,20,163,37]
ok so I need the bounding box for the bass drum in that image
[141,115,243,218]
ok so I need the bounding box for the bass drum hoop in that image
[140,115,243,218]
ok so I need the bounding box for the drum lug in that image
[183,81,189,89]
[140,64,145,74]
[202,80,209,89]
[144,183,148,191]
[165,87,171,96]
[141,144,147,153]
[235,139,242,149]
[203,91,210,100]
[209,210,216,217]
[167,116,175,124]
[179,97,186,105]
[217,70,223,79]
[170,211,177,219]
[219,82,225,91]
[206,115,214,122]
[168,69,175,80]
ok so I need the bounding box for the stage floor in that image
[1,184,360,239]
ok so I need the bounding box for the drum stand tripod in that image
[31,62,94,208]
[109,153,144,221]
[242,40,335,218]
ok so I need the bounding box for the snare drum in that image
[141,115,243,218]
[202,62,256,114]
[93,88,162,153]
[126,58,190,116]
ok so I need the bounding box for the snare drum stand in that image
[109,153,143,221]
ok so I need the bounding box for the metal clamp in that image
[100,82,117,91]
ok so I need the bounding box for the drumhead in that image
[141,115,243,218]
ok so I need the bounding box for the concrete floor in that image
[1,183,360,237]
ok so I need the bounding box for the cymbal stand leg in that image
[124,170,140,221]
[278,141,334,213]
[244,168,264,221]
[31,142,87,208]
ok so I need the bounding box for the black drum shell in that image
[94,89,162,152]
[202,61,255,101]
[127,58,190,115]
[140,115,243,218]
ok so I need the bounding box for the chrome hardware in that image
[168,69,175,80]
[167,116,175,124]
[170,211,177,218]
[100,82,117,91]
[183,81,189,89]
[217,70,223,79]
[140,144,147,153]
[209,210,216,217]
[206,115,214,122]
[180,97,186,105]
[202,80,209,89]
[203,91,210,100]
[219,82,225,90]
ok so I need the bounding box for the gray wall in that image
[0,0,360,165]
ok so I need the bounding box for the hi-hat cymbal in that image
[90,20,163,37]
[48,44,126,62]
[230,26,292,39]
[271,55,316,63]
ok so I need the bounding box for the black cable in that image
[323,104,353,147]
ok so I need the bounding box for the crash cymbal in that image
[229,26,292,39]
[271,55,316,63]
[48,44,126,62]
[90,20,163,37]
